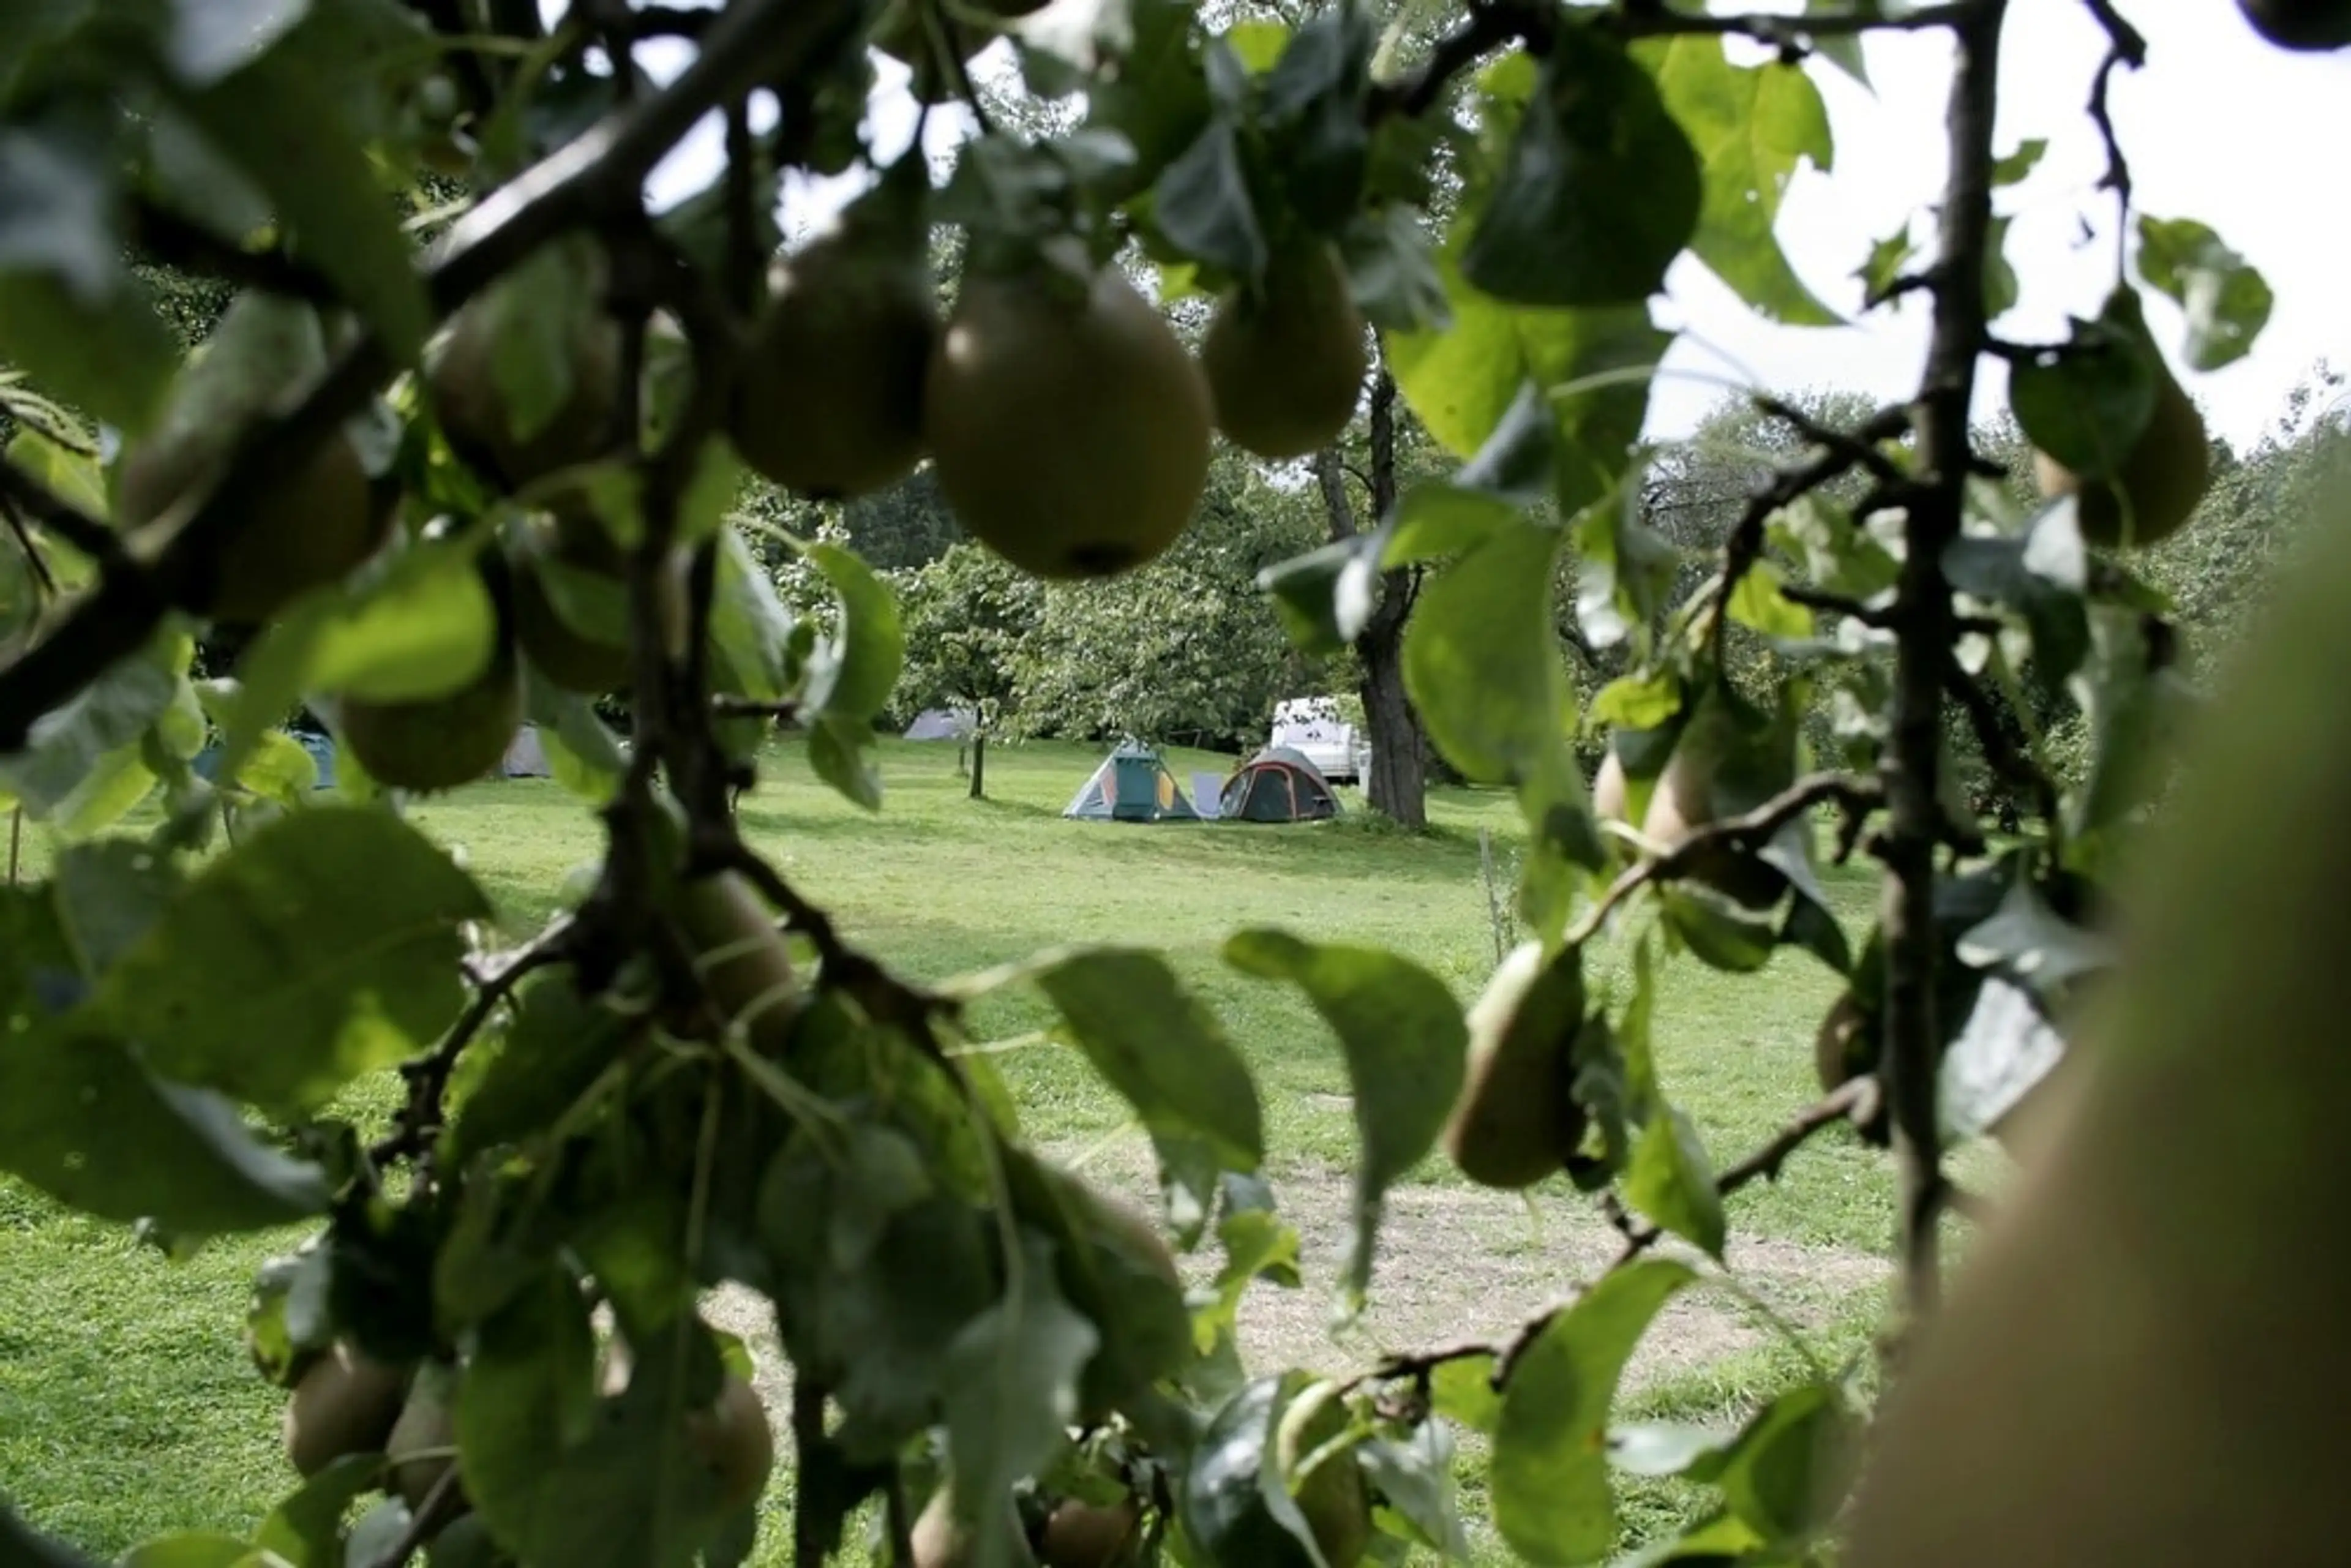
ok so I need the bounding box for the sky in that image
[610,1,2351,451]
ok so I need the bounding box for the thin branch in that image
[1707,405,1911,661]
[1568,771,1883,948]
[128,198,343,304]
[0,465,128,574]
[0,0,866,756]
[368,918,579,1168]
[2077,0,2147,220]
[1368,0,1551,122]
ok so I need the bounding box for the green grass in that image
[0,736,1944,1563]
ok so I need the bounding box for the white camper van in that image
[1269,696,1367,783]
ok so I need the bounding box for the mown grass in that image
[0,735,1958,1563]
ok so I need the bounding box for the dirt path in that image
[702,1133,1885,1420]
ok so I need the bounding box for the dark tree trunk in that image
[967,732,986,800]
[1316,363,1428,827]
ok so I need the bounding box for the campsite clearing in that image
[0,736,1984,1563]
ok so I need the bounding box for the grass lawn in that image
[0,735,1988,1563]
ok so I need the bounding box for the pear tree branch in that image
[0,0,865,756]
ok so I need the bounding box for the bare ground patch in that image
[701,1134,1884,1419]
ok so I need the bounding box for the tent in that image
[1219,746,1343,823]
[498,724,551,778]
[904,707,975,741]
[1063,741,1201,823]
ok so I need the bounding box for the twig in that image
[0,0,866,756]
[792,1377,828,1568]
[1567,771,1883,948]
[0,465,132,574]
[368,919,579,1167]
[884,1471,918,1568]
[1368,0,1553,122]
[127,197,342,304]
[2077,0,2147,215]
[1363,1076,1880,1390]
[1708,405,1911,660]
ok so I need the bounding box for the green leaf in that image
[1607,1420,1738,1480]
[2006,307,2156,482]
[0,888,330,1231]
[53,838,184,974]
[1955,860,2113,994]
[942,1236,1100,1556]
[118,1533,255,1567]
[0,631,183,816]
[1227,18,1289,71]
[1256,531,1387,655]
[0,128,178,435]
[1030,946,1265,1170]
[1460,29,1700,309]
[251,1452,384,1567]
[525,681,627,804]
[2066,602,2187,847]
[1856,223,1917,307]
[1940,973,2068,1144]
[1403,515,1570,786]
[1336,203,1450,332]
[456,1272,604,1555]
[1622,1106,1725,1258]
[1660,887,1779,973]
[1388,255,1665,509]
[221,537,498,784]
[234,729,320,808]
[1712,1383,1856,1544]
[1982,212,2018,320]
[1430,1354,1503,1435]
[1149,117,1265,283]
[708,530,795,716]
[1359,1421,1471,1562]
[2135,214,2273,372]
[1572,476,1680,651]
[1491,1259,1698,1565]
[1178,1376,1330,1568]
[1991,137,2048,187]
[1725,561,1815,642]
[1619,934,1660,1112]
[1589,670,1682,732]
[1643,40,1840,326]
[1221,929,1465,1309]
[97,806,489,1115]
[1769,491,1899,601]
[163,40,429,361]
[807,716,882,811]
[802,542,906,724]
[163,0,314,84]
[449,969,626,1162]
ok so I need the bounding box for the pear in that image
[1641,746,1786,911]
[729,213,936,500]
[1840,482,2351,1566]
[910,1486,1040,1568]
[282,1341,409,1477]
[2030,287,2211,550]
[2237,0,2351,50]
[385,1364,463,1517]
[683,1373,774,1514]
[1442,940,1588,1189]
[672,871,801,1051]
[924,261,1213,580]
[339,632,525,793]
[1201,242,1368,460]
[1037,1499,1142,1568]
[1592,749,1630,826]
[1276,1389,1371,1568]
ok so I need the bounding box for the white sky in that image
[615,1,2351,449]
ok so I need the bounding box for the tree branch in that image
[1943,655,2060,828]
[2077,0,2147,209]
[0,0,866,756]
[0,463,132,575]
[1879,0,2012,1318]
[128,198,343,305]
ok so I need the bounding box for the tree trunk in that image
[967,732,986,800]
[1316,362,1428,828]
[1357,627,1426,824]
